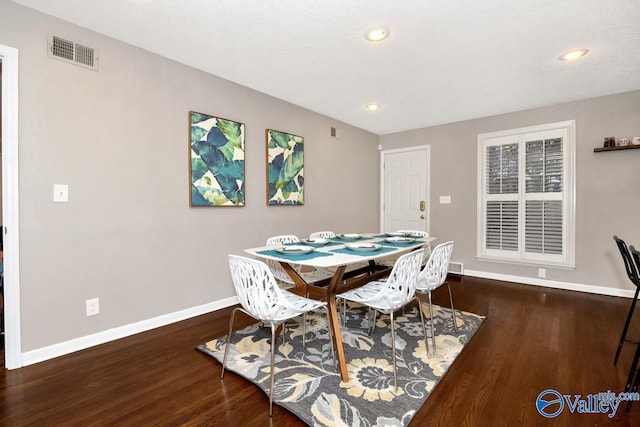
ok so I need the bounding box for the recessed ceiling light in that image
[559,48,589,61]
[365,26,390,42]
[365,103,381,111]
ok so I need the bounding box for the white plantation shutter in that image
[478,121,575,267]
[486,201,518,251]
[485,142,519,252]
[524,136,563,256]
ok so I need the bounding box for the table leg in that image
[326,266,349,382]
[280,262,351,382]
[279,262,308,296]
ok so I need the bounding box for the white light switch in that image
[53,184,69,202]
[439,195,451,204]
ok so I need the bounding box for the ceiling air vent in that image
[48,34,98,71]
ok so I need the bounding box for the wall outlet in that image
[86,298,100,316]
[538,268,546,279]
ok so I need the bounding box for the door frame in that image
[379,145,431,233]
[1,43,22,369]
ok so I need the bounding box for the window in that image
[477,121,575,268]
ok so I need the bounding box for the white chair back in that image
[395,229,428,237]
[309,231,336,239]
[266,235,300,246]
[396,229,432,261]
[228,255,287,322]
[265,235,302,284]
[417,241,454,291]
[383,249,424,310]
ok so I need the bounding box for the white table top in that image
[245,233,435,268]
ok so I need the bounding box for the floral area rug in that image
[197,303,484,426]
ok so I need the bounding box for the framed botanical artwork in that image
[189,111,245,206]
[266,129,304,205]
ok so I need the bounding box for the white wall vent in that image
[448,261,464,275]
[48,34,98,71]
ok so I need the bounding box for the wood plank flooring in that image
[1,276,640,426]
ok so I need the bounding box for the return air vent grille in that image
[448,261,464,275]
[48,34,98,71]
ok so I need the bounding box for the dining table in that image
[244,232,435,382]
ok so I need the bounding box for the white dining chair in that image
[221,255,334,417]
[379,229,431,268]
[309,231,336,239]
[265,235,333,287]
[395,230,432,262]
[416,241,456,354]
[309,230,370,318]
[336,249,427,389]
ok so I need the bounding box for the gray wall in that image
[0,0,379,352]
[2,0,639,358]
[381,89,640,292]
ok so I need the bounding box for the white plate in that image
[304,238,329,245]
[345,243,382,252]
[386,231,411,237]
[275,245,315,254]
[338,233,361,240]
[384,237,416,243]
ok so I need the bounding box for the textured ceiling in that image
[12,0,640,135]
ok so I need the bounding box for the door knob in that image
[419,200,426,211]
[420,215,425,219]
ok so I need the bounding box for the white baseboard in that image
[463,269,635,298]
[20,270,635,367]
[21,296,239,367]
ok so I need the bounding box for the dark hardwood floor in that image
[1,276,640,426]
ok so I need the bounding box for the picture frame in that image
[266,129,304,205]
[189,111,245,206]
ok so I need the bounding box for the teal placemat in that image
[256,249,334,262]
[285,241,335,248]
[330,245,398,257]
[377,239,426,248]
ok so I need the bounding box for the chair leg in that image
[281,322,287,345]
[625,339,640,394]
[269,324,277,417]
[413,297,430,357]
[342,299,346,326]
[615,287,640,365]
[369,308,378,335]
[324,306,336,369]
[302,312,307,348]
[220,307,240,379]
[428,291,437,354]
[446,282,458,333]
[389,310,398,390]
[627,366,640,412]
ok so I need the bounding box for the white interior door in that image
[380,146,430,233]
